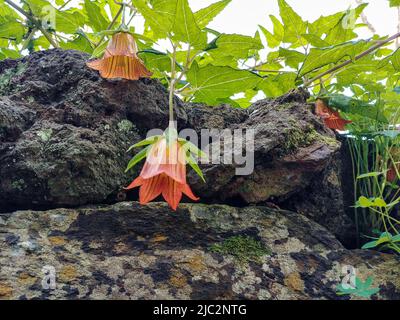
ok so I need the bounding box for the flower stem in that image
[169,42,178,127]
[38,25,59,48]
[94,5,123,48]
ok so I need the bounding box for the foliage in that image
[347,121,400,253]
[210,235,271,265]
[361,231,400,253]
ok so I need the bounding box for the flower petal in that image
[181,183,199,201]
[125,176,144,190]
[104,32,138,58]
[162,176,183,211]
[159,142,186,184]
[315,99,331,119]
[129,57,153,79]
[139,174,164,204]
[140,139,167,179]
[324,115,351,131]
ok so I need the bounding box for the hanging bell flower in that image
[125,127,207,211]
[87,32,152,80]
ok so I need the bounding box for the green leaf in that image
[336,284,356,294]
[91,40,108,58]
[139,50,171,74]
[0,0,20,19]
[391,234,400,242]
[259,25,280,48]
[388,0,400,7]
[362,240,378,249]
[300,41,368,77]
[208,33,263,59]
[187,62,262,105]
[106,0,122,17]
[84,0,109,33]
[323,94,388,123]
[358,196,374,208]
[23,0,51,17]
[390,49,400,71]
[374,237,389,246]
[373,198,387,208]
[257,72,297,97]
[60,35,93,54]
[357,172,383,179]
[301,34,329,47]
[278,48,305,69]
[172,0,203,46]
[194,0,231,29]
[56,10,85,34]
[0,48,20,59]
[309,12,344,37]
[324,4,368,45]
[269,15,284,42]
[125,146,150,173]
[278,0,307,48]
[0,21,25,41]
[134,0,176,39]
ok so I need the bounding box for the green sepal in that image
[178,138,208,160]
[125,145,150,173]
[127,135,162,153]
[186,152,206,183]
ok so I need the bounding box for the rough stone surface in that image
[0,49,353,242]
[0,202,398,300]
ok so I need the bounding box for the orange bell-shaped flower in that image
[126,138,199,210]
[87,32,152,80]
[315,99,351,131]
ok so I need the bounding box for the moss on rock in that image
[210,235,271,265]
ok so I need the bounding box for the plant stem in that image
[347,137,360,246]
[255,69,291,73]
[303,32,400,87]
[4,0,29,17]
[175,44,192,84]
[355,0,376,34]
[169,42,178,126]
[94,5,124,48]
[121,3,126,26]
[397,7,400,49]
[59,0,72,10]
[38,25,59,48]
